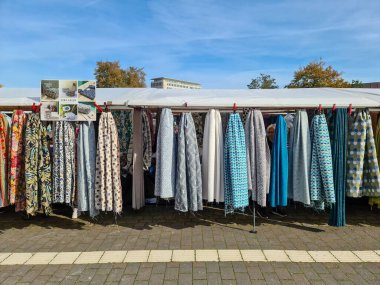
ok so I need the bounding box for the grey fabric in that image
[132,109,145,210]
[288,111,311,205]
[175,113,203,212]
[77,122,98,218]
[155,108,176,199]
[245,110,271,207]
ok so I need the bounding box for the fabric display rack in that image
[0,87,380,233]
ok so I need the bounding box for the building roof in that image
[1,87,380,109]
[150,77,201,86]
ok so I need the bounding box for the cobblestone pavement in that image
[0,202,379,284]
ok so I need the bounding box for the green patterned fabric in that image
[346,109,380,198]
[25,114,52,216]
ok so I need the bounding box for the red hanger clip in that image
[318,104,322,113]
[332,104,336,112]
[348,104,352,116]
[32,103,36,113]
[94,102,103,113]
[233,103,237,113]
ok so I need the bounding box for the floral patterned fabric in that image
[142,110,152,170]
[53,121,76,204]
[95,112,122,214]
[111,110,132,177]
[0,114,10,207]
[9,110,27,211]
[25,114,52,216]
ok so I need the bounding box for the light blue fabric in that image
[155,108,176,199]
[224,113,249,215]
[269,115,288,207]
[310,114,335,210]
[175,113,203,212]
[77,122,98,218]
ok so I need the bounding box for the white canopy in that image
[0,87,380,108]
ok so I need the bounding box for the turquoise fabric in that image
[224,113,249,214]
[269,115,288,207]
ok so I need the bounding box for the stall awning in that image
[0,87,380,108]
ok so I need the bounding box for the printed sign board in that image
[40,80,96,121]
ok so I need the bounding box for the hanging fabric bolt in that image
[269,115,288,208]
[202,109,224,203]
[224,112,249,215]
[175,112,203,212]
[25,113,52,216]
[132,108,145,210]
[155,108,176,199]
[77,122,98,218]
[0,114,10,207]
[53,121,76,204]
[95,112,123,214]
[327,108,348,227]
[288,110,311,205]
[346,109,380,198]
[245,110,271,207]
[310,113,335,210]
[9,110,27,211]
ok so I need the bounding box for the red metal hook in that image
[348,104,352,116]
[32,103,36,113]
[332,104,336,112]
[318,104,322,113]
[233,103,237,113]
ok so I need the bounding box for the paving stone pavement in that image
[0,202,379,284]
[0,262,379,285]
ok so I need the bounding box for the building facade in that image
[363,82,380,88]
[151,77,201,89]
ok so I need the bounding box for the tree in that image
[247,73,278,89]
[351,80,364,88]
[94,61,146,88]
[286,59,350,88]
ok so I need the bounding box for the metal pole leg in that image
[250,202,257,234]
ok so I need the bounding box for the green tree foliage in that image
[286,59,350,88]
[94,61,146,88]
[351,80,364,88]
[247,73,278,89]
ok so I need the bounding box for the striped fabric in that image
[310,114,335,210]
[347,109,380,197]
[224,113,249,215]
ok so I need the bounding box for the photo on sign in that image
[60,104,77,121]
[78,80,96,102]
[59,80,78,99]
[40,102,60,121]
[41,80,59,101]
[77,102,96,121]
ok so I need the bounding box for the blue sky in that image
[0,0,379,88]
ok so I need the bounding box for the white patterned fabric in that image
[245,110,271,207]
[288,110,311,205]
[53,121,76,204]
[155,108,176,199]
[202,109,224,203]
[175,113,203,212]
[310,114,335,210]
[95,112,122,214]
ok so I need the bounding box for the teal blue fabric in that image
[327,109,347,227]
[224,113,249,214]
[269,115,288,207]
